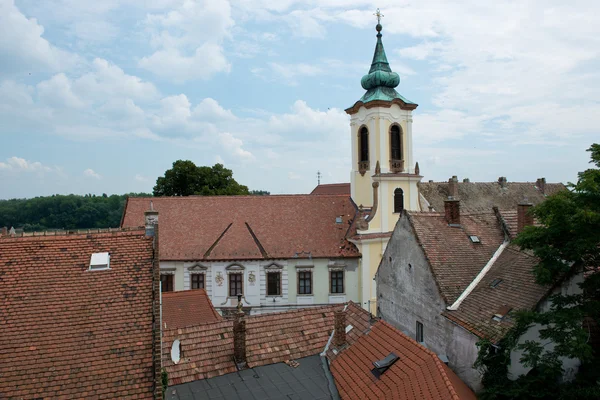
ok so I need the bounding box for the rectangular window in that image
[229,273,243,297]
[298,271,312,295]
[330,270,344,294]
[191,274,204,290]
[267,272,281,296]
[416,321,424,343]
[160,274,174,292]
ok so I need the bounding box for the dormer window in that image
[390,125,403,173]
[371,352,400,378]
[358,127,369,175]
[89,252,110,271]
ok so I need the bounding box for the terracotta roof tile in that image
[162,302,371,386]
[330,320,476,400]
[408,211,505,304]
[122,195,359,261]
[162,289,222,329]
[311,183,351,195]
[0,230,156,399]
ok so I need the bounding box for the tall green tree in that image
[476,144,600,399]
[153,161,249,196]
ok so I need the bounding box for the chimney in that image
[517,200,534,233]
[1,227,7,237]
[144,201,159,237]
[444,199,460,225]
[233,294,247,367]
[334,310,347,347]
[463,178,470,183]
[448,176,458,198]
[536,177,546,195]
[498,176,508,189]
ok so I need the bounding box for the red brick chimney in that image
[233,312,247,367]
[536,177,546,195]
[498,176,508,189]
[517,201,534,233]
[334,310,347,347]
[444,199,460,225]
[448,176,458,198]
[1,227,7,237]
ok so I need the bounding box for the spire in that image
[347,10,417,111]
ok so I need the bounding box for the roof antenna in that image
[317,171,322,185]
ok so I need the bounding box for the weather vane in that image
[374,8,384,24]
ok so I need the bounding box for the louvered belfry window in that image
[394,188,404,213]
[359,127,369,162]
[390,125,402,160]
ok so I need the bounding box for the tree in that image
[476,144,600,399]
[153,161,249,196]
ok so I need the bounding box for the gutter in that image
[446,239,509,311]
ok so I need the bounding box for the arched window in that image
[359,127,369,162]
[390,125,402,161]
[394,188,404,213]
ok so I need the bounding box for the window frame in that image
[359,126,369,163]
[267,271,282,296]
[297,270,313,295]
[160,274,174,292]
[393,188,404,213]
[329,270,345,294]
[229,273,243,297]
[390,124,402,161]
[191,273,205,290]
[416,321,424,343]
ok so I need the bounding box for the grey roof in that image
[166,355,334,400]
[418,180,565,213]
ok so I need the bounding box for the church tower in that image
[347,12,422,312]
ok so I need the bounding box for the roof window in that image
[469,235,481,243]
[492,305,512,322]
[89,252,110,271]
[490,278,502,288]
[336,216,343,224]
[371,352,399,378]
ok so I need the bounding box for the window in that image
[330,270,344,294]
[394,188,404,213]
[359,127,369,162]
[161,274,174,292]
[229,273,243,297]
[298,271,312,295]
[390,125,402,160]
[490,278,502,288]
[416,321,424,343]
[267,272,281,296]
[469,235,481,243]
[191,274,205,289]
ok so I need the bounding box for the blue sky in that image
[1,0,598,199]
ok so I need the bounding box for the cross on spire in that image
[374,8,384,24]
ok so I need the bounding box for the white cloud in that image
[37,73,85,109]
[0,0,78,74]
[218,132,254,160]
[140,0,234,82]
[135,174,150,182]
[0,157,53,173]
[83,168,101,179]
[193,98,236,121]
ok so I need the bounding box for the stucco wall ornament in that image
[215,271,224,287]
[248,271,256,286]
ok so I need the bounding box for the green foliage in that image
[153,161,250,196]
[249,190,270,196]
[161,368,168,395]
[476,144,600,399]
[0,193,150,230]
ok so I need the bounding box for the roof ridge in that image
[130,194,351,200]
[0,227,147,242]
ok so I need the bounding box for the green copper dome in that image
[356,23,416,106]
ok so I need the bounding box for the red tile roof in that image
[408,211,506,304]
[162,302,371,386]
[121,195,360,261]
[0,230,158,399]
[311,183,351,195]
[162,289,222,329]
[330,320,476,400]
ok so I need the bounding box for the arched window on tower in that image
[390,125,403,173]
[358,127,369,175]
[394,188,404,213]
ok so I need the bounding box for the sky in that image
[0,0,598,199]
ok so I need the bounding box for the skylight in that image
[490,278,502,288]
[469,235,481,243]
[89,252,110,271]
[371,352,399,378]
[492,306,512,322]
[336,216,343,224]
